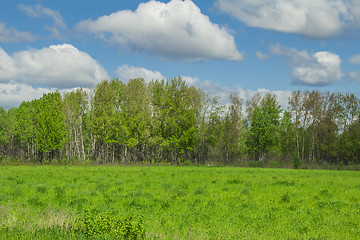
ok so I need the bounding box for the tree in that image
[222,92,245,163]
[340,118,360,164]
[121,78,153,163]
[150,77,199,164]
[64,88,88,162]
[336,93,360,164]
[247,94,281,161]
[279,110,296,160]
[91,80,116,162]
[0,107,11,159]
[245,92,261,127]
[288,91,303,158]
[34,92,68,161]
[15,101,37,161]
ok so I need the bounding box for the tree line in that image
[0,77,359,166]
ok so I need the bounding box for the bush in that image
[267,160,283,168]
[337,161,344,170]
[72,210,145,239]
[292,154,301,169]
[248,161,264,168]
[322,162,332,170]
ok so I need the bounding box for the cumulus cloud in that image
[349,54,360,64]
[215,0,360,38]
[256,51,269,60]
[0,22,37,42]
[75,0,243,61]
[19,4,67,39]
[182,76,232,100]
[0,83,55,109]
[0,83,91,109]
[270,44,342,85]
[0,44,109,88]
[116,65,166,82]
[182,75,291,107]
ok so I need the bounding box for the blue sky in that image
[1,0,360,108]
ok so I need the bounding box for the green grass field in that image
[0,166,359,239]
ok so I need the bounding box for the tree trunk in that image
[74,127,81,163]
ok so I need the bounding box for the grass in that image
[0,166,359,239]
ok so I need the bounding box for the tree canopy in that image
[0,77,359,166]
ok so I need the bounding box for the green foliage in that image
[247,94,281,161]
[280,193,291,203]
[292,154,302,169]
[72,210,145,239]
[267,160,283,168]
[0,108,10,148]
[1,79,360,165]
[279,111,296,158]
[35,92,68,157]
[337,161,344,170]
[247,160,264,168]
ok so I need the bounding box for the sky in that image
[1,0,360,109]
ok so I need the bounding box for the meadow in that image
[0,165,359,239]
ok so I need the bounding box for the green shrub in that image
[248,161,264,168]
[72,210,145,239]
[280,193,291,203]
[337,161,344,170]
[267,160,283,168]
[292,154,301,169]
[322,162,332,170]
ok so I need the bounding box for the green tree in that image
[0,107,11,159]
[279,110,296,160]
[288,91,304,158]
[247,94,281,161]
[91,80,116,162]
[15,101,37,161]
[34,92,68,161]
[121,78,153,163]
[150,77,199,164]
[64,88,88,162]
[336,93,360,164]
[222,92,245,163]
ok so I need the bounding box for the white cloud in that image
[270,44,342,85]
[348,72,360,82]
[19,4,67,39]
[0,22,37,42]
[0,83,55,109]
[0,44,109,88]
[0,82,91,109]
[75,0,243,61]
[182,76,233,100]
[116,65,166,83]
[256,51,269,60]
[0,63,292,109]
[349,54,360,64]
[215,0,359,39]
[182,75,291,108]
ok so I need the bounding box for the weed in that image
[194,186,205,195]
[226,179,243,184]
[280,193,291,203]
[292,154,301,169]
[36,185,47,193]
[72,210,145,239]
[240,188,249,195]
